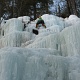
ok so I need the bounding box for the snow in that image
[0,14,80,80]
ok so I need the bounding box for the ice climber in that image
[36,16,46,29]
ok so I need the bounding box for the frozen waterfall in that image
[0,14,80,80]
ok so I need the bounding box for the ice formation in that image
[0,18,32,48]
[0,14,80,80]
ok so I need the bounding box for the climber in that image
[36,16,46,29]
[22,18,31,31]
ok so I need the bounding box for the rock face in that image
[0,14,80,80]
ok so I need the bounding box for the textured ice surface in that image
[0,48,80,80]
[0,31,32,48]
[0,15,80,80]
[0,47,68,80]
[18,16,30,24]
[60,22,80,56]
[26,34,60,51]
[0,17,33,48]
[0,18,23,36]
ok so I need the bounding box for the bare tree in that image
[66,0,78,15]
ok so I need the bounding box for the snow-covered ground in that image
[0,14,80,80]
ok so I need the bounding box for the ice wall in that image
[0,31,31,48]
[0,14,80,80]
[0,47,69,80]
[24,14,80,57]
[60,22,80,56]
[0,18,23,36]
[68,55,80,80]
[18,16,30,24]
[25,14,65,33]
[0,17,32,48]
[39,14,65,30]
[0,48,80,80]
[26,34,60,51]
[64,15,80,27]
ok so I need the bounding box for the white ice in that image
[0,14,80,80]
